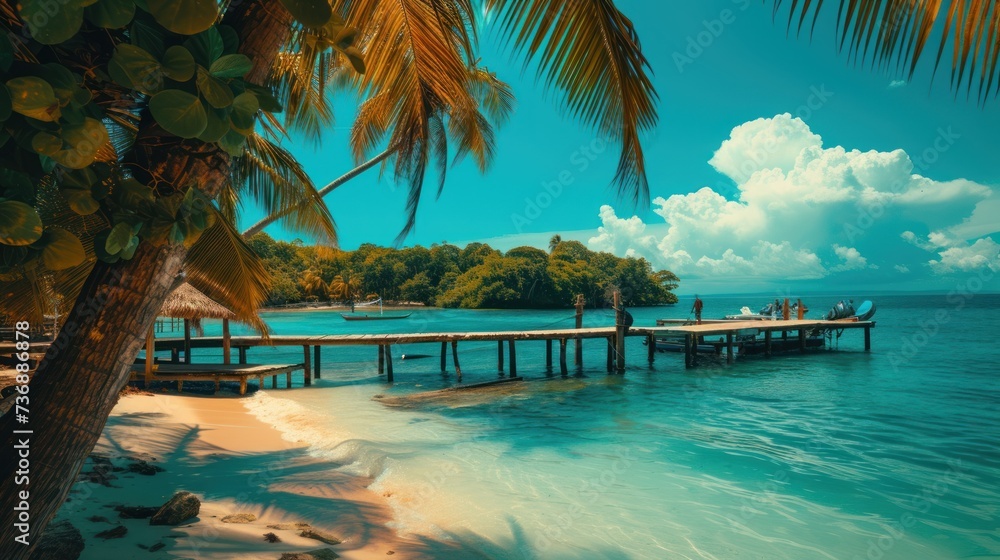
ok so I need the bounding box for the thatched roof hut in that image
[160,283,236,322]
[144,283,243,374]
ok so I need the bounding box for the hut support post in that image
[559,339,568,375]
[508,340,517,378]
[238,346,247,364]
[222,319,231,364]
[183,319,191,364]
[314,345,321,379]
[451,341,461,381]
[303,345,311,387]
[575,295,584,366]
[726,332,734,364]
[545,340,553,371]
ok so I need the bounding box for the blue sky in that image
[248,1,1000,294]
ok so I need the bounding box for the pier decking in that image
[149,318,873,387]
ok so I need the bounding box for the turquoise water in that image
[183,295,1000,559]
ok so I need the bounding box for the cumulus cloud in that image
[587,114,994,282]
[831,245,874,272]
[888,80,907,89]
[894,265,910,273]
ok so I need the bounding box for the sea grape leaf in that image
[6,77,61,122]
[105,222,133,254]
[280,0,332,28]
[20,0,85,45]
[162,46,196,82]
[0,200,43,246]
[109,44,163,94]
[149,89,208,138]
[85,0,136,28]
[209,54,252,78]
[196,67,234,108]
[147,0,219,35]
[40,227,86,270]
[184,27,224,68]
[196,108,229,143]
[230,92,259,130]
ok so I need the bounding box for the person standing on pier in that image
[692,295,704,325]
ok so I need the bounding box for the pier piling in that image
[864,326,871,351]
[764,330,772,357]
[559,339,568,375]
[386,344,394,382]
[378,345,385,374]
[726,332,734,364]
[314,345,321,379]
[647,334,655,363]
[546,339,553,371]
[575,295,585,366]
[440,341,447,373]
[508,340,517,378]
[451,341,462,380]
[303,345,311,386]
[498,341,505,376]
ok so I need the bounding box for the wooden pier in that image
[149,317,873,388]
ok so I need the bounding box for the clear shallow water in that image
[184,295,1000,559]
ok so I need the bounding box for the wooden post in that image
[314,345,321,379]
[303,345,311,386]
[508,340,517,378]
[559,339,568,375]
[764,330,772,357]
[183,318,191,364]
[797,299,805,320]
[171,348,179,363]
[574,295,584,366]
[545,339,553,371]
[451,341,462,381]
[145,324,154,385]
[272,374,278,388]
[386,344,394,383]
[864,326,871,351]
[782,298,791,320]
[799,329,806,352]
[647,334,655,363]
[378,345,385,375]
[606,337,614,372]
[238,346,247,364]
[684,334,693,368]
[726,332,734,364]
[497,341,504,376]
[440,341,448,373]
[222,318,231,365]
[614,290,625,373]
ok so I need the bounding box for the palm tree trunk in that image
[241,144,397,238]
[0,3,291,557]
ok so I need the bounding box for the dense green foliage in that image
[249,233,679,308]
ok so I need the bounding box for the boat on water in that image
[340,298,412,321]
[648,298,876,357]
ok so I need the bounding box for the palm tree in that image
[300,269,328,299]
[549,234,563,253]
[0,1,996,557]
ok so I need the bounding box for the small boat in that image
[824,299,876,321]
[341,312,411,321]
[340,298,412,321]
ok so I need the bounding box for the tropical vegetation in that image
[249,233,679,308]
[0,0,997,557]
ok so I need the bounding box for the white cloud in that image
[894,265,910,273]
[888,80,907,89]
[831,245,874,272]
[927,237,1000,274]
[587,114,993,282]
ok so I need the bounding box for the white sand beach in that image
[54,392,483,559]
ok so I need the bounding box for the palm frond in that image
[773,0,1000,103]
[468,66,516,126]
[485,0,658,204]
[231,132,338,244]
[341,0,480,243]
[185,210,271,336]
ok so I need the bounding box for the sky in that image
[246,1,1000,294]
